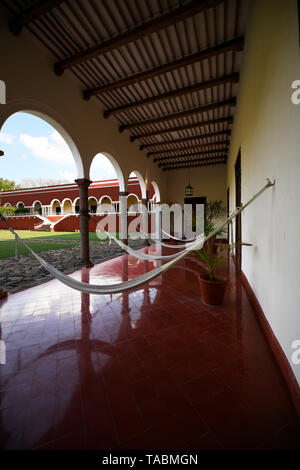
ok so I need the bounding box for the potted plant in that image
[204,200,226,252]
[194,240,252,306]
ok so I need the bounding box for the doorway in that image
[235,150,242,270]
[184,196,206,232]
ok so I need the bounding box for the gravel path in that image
[0,239,147,294]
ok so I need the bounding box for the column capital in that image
[119,191,129,196]
[75,178,92,188]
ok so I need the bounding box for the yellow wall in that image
[166,165,227,205]
[227,0,300,385]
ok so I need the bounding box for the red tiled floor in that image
[0,246,299,450]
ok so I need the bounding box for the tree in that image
[0,178,21,191]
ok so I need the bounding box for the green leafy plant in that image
[15,206,30,214]
[194,241,252,281]
[0,205,17,217]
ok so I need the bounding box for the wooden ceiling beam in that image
[9,0,65,35]
[103,73,239,118]
[161,157,227,171]
[154,149,227,163]
[54,0,224,75]
[140,130,231,150]
[148,140,229,157]
[151,140,230,157]
[130,117,233,142]
[82,37,243,98]
[120,98,236,132]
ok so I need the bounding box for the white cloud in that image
[60,170,76,182]
[0,132,15,144]
[21,153,28,160]
[90,153,118,181]
[19,130,74,166]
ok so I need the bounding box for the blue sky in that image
[0,112,118,185]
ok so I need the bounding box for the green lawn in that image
[0,240,78,259]
[0,230,103,242]
[0,230,123,259]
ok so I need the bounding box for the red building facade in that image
[0,177,157,232]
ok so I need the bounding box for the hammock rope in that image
[0,179,274,295]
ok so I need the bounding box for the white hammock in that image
[161,229,196,242]
[0,179,274,295]
[138,229,191,249]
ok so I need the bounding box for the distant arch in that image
[99,195,112,204]
[88,196,98,213]
[62,198,72,215]
[73,197,80,214]
[16,201,25,208]
[50,199,61,215]
[32,200,42,215]
[127,193,139,211]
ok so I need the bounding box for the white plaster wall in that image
[166,165,227,205]
[227,0,300,385]
[0,6,167,199]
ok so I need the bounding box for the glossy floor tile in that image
[0,246,299,449]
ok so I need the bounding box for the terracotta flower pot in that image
[199,274,227,306]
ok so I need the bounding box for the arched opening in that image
[150,181,161,203]
[73,197,80,214]
[127,193,139,212]
[33,200,42,215]
[16,202,25,209]
[51,199,61,215]
[88,196,98,214]
[99,195,114,213]
[62,198,72,215]
[128,170,147,200]
[89,152,125,192]
[0,109,83,183]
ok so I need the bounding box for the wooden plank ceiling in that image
[2,0,248,171]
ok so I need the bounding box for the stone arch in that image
[73,197,80,214]
[0,99,84,179]
[99,195,112,204]
[32,200,42,215]
[88,196,98,213]
[89,152,125,192]
[62,198,72,215]
[127,193,139,211]
[128,170,147,199]
[150,181,161,203]
[50,199,61,215]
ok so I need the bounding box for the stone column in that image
[142,190,149,245]
[119,191,128,245]
[155,204,162,241]
[76,178,93,266]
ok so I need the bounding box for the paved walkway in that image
[0,239,147,293]
[0,247,299,450]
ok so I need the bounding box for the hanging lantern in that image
[185,183,193,196]
[185,169,193,196]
